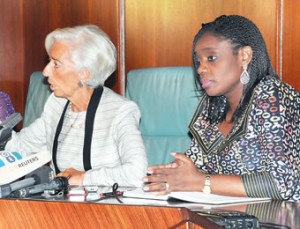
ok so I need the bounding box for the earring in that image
[240,64,250,85]
[78,80,84,88]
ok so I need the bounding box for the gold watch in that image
[202,174,211,194]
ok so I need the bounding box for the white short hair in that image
[45,25,117,88]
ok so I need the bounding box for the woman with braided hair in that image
[143,15,300,201]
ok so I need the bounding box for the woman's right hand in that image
[142,152,204,194]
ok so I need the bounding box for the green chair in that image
[23,72,51,127]
[126,66,200,165]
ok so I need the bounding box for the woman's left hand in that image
[143,153,204,195]
[57,168,85,185]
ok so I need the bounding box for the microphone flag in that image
[0,150,51,185]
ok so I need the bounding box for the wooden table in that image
[0,198,223,228]
[0,193,298,228]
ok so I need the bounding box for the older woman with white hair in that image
[5,25,147,187]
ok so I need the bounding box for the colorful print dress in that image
[185,76,300,201]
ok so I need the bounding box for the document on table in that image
[123,188,271,205]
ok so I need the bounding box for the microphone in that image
[0,113,23,150]
[0,92,22,150]
[10,176,69,198]
[0,165,53,198]
[0,177,35,198]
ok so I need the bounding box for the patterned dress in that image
[185,76,300,201]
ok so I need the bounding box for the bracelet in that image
[202,174,211,194]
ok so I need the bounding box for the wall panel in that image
[0,0,24,117]
[282,0,300,91]
[125,0,279,76]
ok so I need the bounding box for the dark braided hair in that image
[192,15,278,124]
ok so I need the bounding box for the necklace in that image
[67,104,85,128]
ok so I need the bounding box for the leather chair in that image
[23,72,51,127]
[126,66,200,165]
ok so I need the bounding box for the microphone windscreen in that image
[25,165,54,184]
[0,92,15,123]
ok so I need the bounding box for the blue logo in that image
[0,151,22,167]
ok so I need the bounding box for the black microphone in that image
[0,113,23,150]
[11,176,69,198]
[0,165,53,198]
[25,165,54,184]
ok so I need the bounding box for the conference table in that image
[0,186,299,228]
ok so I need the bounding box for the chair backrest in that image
[126,66,200,165]
[23,72,51,127]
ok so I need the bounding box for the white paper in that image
[123,188,271,205]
